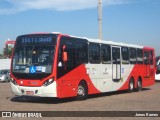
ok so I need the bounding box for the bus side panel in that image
[56,65,80,98]
[119,64,155,90]
[142,64,155,87]
[56,64,101,98]
[142,48,155,87]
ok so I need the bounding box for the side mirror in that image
[63,51,68,62]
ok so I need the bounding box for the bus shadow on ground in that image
[10,96,75,104]
[10,88,151,104]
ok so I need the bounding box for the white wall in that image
[0,59,11,70]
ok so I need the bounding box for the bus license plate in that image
[26,91,34,95]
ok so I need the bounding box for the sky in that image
[0,0,160,55]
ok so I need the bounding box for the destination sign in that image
[16,35,57,45]
[22,37,52,43]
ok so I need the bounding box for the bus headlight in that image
[43,78,54,87]
[10,77,18,85]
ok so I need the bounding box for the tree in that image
[0,53,3,59]
[3,46,13,58]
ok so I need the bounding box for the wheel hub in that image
[130,81,134,90]
[77,86,85,96]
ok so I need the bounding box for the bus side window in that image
[101,44,111,64]
[144,51,149,65]
[129,48,136,64]
[89,43,100,64]
[58,37,76,70]
[137,49,143,64]
[150,50,154,65]
[112,48,120,64]
[121,47,129,64]
[75,42,88,64]
[64,42,75,69]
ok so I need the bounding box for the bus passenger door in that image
[143,51,150,78]
[112,47,121,82]
[57,37,78,98]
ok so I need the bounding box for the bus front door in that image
[112,47,121,82]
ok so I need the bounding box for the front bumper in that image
[10,81,57,97]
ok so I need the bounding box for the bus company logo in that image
[2,112,42,118]
[2,112,11,117]
[28,82,38,85]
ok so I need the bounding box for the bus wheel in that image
[76,82,88,100]
[136,80,142,92]
[128,78,134,92]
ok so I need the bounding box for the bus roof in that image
[18,32,154,50]
[69,35,144,49]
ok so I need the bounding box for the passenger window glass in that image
[112,47,120,64]
[137,49,143,64]
[121,47,129,64]
[101,45,111,64]
[89,43,100,64]
[144,51,149,65]
[150,51,154,65]
[75,42,88,64]
[129,48,136,64]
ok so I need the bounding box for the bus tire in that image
[136,79,142,92]
[76,81,88,100]
[128,78,134,93]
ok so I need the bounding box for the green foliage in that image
[3,46,13,58]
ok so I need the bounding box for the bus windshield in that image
[12,45,55,74]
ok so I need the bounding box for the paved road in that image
[0,81,160,120]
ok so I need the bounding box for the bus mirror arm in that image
[63,51,68,62]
